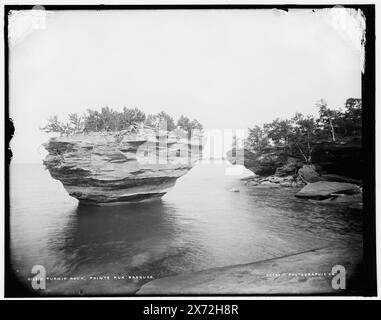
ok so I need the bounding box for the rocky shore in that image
[227,140,362,207]
[239,175,362,207]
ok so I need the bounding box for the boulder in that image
[266,176,284,183]
[295,181,361,199]
[275,157,303,176]
[298,165,321,183]
[291,180,305,188]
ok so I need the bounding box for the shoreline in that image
[137,244,363,295]
[40,244,362,296]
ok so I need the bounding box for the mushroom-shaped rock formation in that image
[43,129,202,204]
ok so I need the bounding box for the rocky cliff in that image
[227,140,362,205]
[43,129,202,204]
[137,245,362,294]
[227,140,362,180]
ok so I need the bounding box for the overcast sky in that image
[9,8,364,163]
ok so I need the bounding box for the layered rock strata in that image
[43,129,202,204]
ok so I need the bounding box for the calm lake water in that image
[10,162,362,295]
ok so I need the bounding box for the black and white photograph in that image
[3,3,377,299]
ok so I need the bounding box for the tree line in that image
[244,98,361,164]
[41,107,203,136]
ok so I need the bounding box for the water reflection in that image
[57,200,181,277]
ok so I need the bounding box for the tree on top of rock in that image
[316,99,343,142]
[119,107,146,132]
[83,109,103,132]
[289,113,318,164]
[245,125,269,152]
[145,111,176,132]
[41,115,65,134]
[177,115,203,138]
[245,98,362,163]
[68,113,84,133]
[343,98,362,138]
